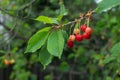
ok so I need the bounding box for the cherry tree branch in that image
[0,22,28,41]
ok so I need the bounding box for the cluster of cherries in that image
[4,59,15,65]
[67,24,92,48]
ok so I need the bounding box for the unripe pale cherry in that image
[80,25,87,32]
[10,59,15,64]
[73,28,80,35]
[68,35,75,41]
[85,27,92,34]
[83,32,91,39]
[75,34,83,42]
[67,40,74,48]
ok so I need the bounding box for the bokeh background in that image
[0,0,120,80]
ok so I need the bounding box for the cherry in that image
[10,59,15,64]
[67,40,74,48]
[68,35,75,41]
[85,27,92,34]
[73,28,80,35]
[83,32,91,39]
[80,25,87,32]
[4,59,10,65]
[75,34,83,42]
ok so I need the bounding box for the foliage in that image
[96,0,120,13]
[0,0,120,80]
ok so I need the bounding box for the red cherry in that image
[80,25,87,32]
[4,59,10,65]
[68,35,75,41]
[83,32,91,39]
[67,40,74,48]
[73,28,80,35]
[75,34,83,42]
[85,27,92,34]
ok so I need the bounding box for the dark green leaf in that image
[25,27,51,53]
[96,0,120,13]
[39,46,52,68]
[58,62,70,72]
[0,50,6,56]
[47,30,64,58]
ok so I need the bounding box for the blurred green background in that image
[0,0,120,80]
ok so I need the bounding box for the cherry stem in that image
[87,17,90,27]
[63,20,76,26]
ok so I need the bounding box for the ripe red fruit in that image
[4,59,10,65]
[80,25,87,32]
[83,32,91,39]
[75,34,83,42]
[68,35,75,41]
[85,27,92,34]
[73,28,80,35]
[67,40,74,48]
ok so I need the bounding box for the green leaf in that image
[39,46,52,68]
[44,75,53,80]
[60,4,67,16]
[47,30,64,58]
[103,42,120,64]
[58,62,70,72]
[61,30,68,42]
[103,56,115,64]
[110,42,120,56]
[35,16,58,24]
[93,54,104,60]
[25,27,51,53]
[57,4,67,21]
[57,15,63,21]
[106,76,112,80]
[96,0,120,13]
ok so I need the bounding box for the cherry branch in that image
[59,10,95,28]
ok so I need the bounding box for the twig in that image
[0,22,28,40]
[0,8,15,17]
[18,0,36,10]
[0,0,36,18]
